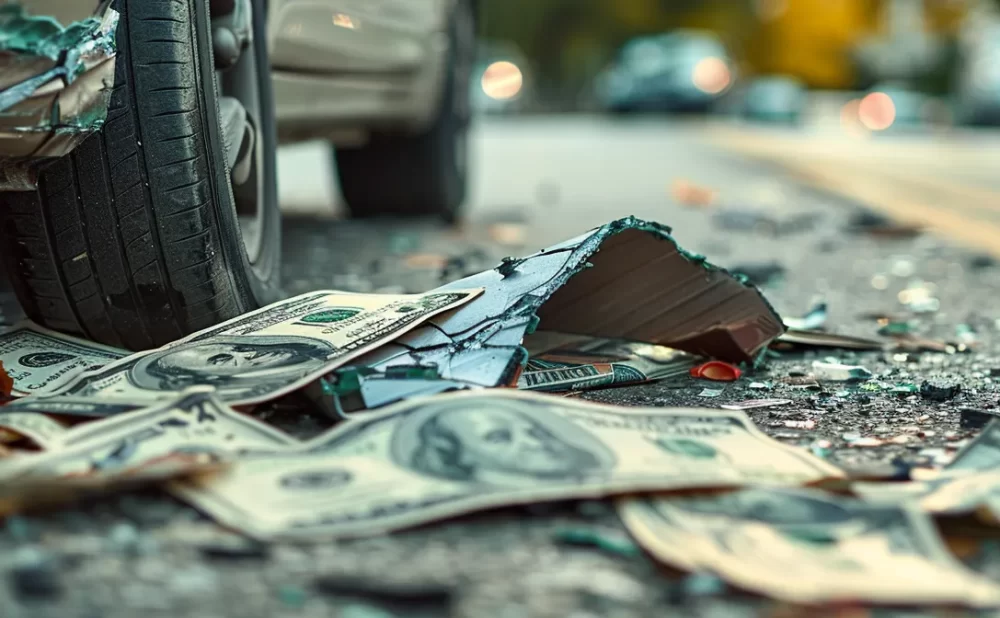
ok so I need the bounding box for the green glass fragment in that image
[553,527,640,557]
[877,321,913,336]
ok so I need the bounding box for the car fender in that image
[0,1,118,189]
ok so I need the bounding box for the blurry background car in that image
[741,75,808,124]
[595,30,734,114]
[860,82,932,131]
[269,0,477,221]
[953,22,1000,126]
[472,41,532,115]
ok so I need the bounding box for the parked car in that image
[861,83,929,131]
[0,0,476,350]
[741,76,807,125]
[596,30,734,114]
[953,24,1000,126]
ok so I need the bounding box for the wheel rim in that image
[210,0,264,268]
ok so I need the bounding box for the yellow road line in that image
[706,127,1000,258]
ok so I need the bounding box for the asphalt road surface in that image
[5,115,1000,617]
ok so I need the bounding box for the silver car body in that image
[8,0,457,150]
[267,0,456,144]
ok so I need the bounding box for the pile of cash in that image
[0,219,998,608]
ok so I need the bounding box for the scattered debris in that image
[898,281,940,314]
[846,211,923,238]
[877,321,914,337]
[680,573,727,598]
[959,408,994,430]
[956,324,978,346]
[404,253,449,270]
[779,376,821,390]
[277,584,308,608]
[698,387,725,398]
[489,223,528,247]
[729,262,785,287]
[720,399,791,411]
[783,419,815,430]
[969,254,996,270]
[689,361,742,382]
[333,217,784,409]
[8,547,61,600]
[199,538,271,562]
[711,209,817,236]
[312,576,455,611]
[774,329,885,351]
[0,361,12,398]
[920,380,961,402]
[553,526,641,558]
[811,360,872,382]
[890,333,966,354]
[712,208,777,232]
[783,301,828,331]
[671,179,717,207]
[518,336,698,392]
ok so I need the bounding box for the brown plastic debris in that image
[337,217,785,410]
[774,329,885,351]
[0,360,13,399]
[690,361,742,382]
[889,333,967,354]
[846,212,923,239]
[671,179,717,207]
[532,228,782,361]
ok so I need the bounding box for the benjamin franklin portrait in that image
[390,396,616,487]
[124,335,338,399]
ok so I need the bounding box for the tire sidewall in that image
[194,0,281,307]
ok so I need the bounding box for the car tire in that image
[334,1,474,222]
[0,0,280,351]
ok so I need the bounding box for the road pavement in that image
[6,115,1000,617]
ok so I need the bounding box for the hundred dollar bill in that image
[0,321,127,396]
[0,393,146,419]
[172,390,841,539]
[0,387,296,482]
[0,412,67,448]
[0,453,223,517]
[517,334,697,392]
[619,488,1000,607]
[49,289,481,409]
[851,419,1000,516]
[854,471,1000,518]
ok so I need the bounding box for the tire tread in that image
[0,0,273,350]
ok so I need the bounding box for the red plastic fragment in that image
[690,361,742,382]
[0,361,12,398]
